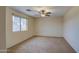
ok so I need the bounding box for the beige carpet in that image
[8,36,76,53]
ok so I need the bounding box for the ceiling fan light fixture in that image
[39,10,52,17]
[26,7,54,17]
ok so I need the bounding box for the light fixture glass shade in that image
[41,14,45,17]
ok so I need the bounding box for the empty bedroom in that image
[0,6,79,53]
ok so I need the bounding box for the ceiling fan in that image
[26,8,52,17]
[40,10,52,17]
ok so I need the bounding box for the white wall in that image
[0,7,6,52]
[35,17,63,37]
[6,7,35,48]
[64,7,79,52]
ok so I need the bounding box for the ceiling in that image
[9,6,72,18]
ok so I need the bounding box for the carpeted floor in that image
[8,36,76,53]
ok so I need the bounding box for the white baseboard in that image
[35,35,63,38]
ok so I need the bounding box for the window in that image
[12,15,28,32]
[12,16,20,32]
[21,17,28,31]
